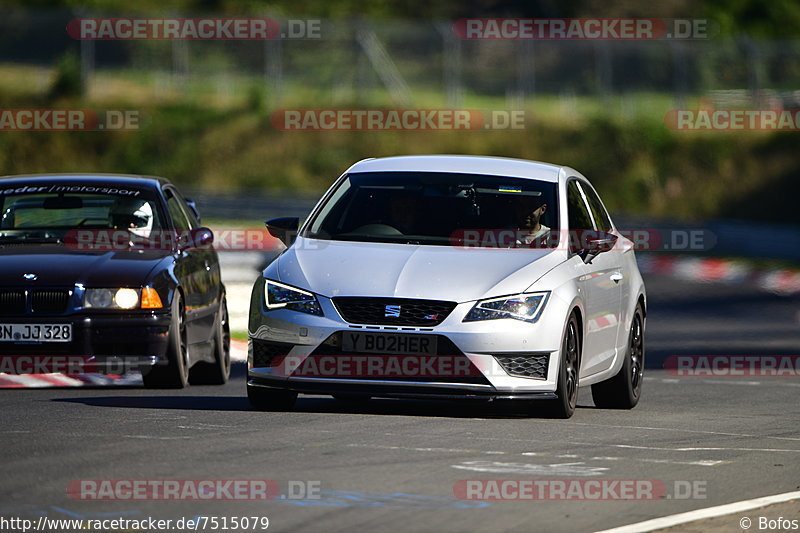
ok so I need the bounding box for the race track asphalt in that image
[0,273,798,532]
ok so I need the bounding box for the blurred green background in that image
[1,0,799,224]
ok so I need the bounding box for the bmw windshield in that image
[0,183,164,245]
[304,172,559,247]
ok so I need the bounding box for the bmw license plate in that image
[0,324,72,343]
[341,332,437,355]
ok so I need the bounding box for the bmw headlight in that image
[463,292,550,323]
[265,280,323,316]
[84,287,163,310]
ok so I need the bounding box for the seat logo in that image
[384,304,401,318]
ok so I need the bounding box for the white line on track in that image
[452,460,610,476]
[348,443,509,455]
[594,490,800,533]
[611,444,800,453]
[347,443,729,467]
[565,422,800,442]
[121,434,194,440]
[646,377,800,388]
[520,452,727,467]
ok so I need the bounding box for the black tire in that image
[591,305,645,409]
[247,384,297,411]
[189,296,231,385]
[539,313,581,419]
[142,292,189,389]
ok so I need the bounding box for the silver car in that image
[247,155,646,418]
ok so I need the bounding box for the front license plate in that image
[0,324,72,343]
[341,332,437,355]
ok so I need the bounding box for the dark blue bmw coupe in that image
[0,174,230,388]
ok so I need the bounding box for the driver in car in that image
[381,191,421,235]
[109,198,155,243]
[510,194,550,247]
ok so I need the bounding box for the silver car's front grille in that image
[493,353,550,379]
[332,297,456,326]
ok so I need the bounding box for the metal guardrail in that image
[186,189,319,222]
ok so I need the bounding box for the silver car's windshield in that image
[304,172,559,247]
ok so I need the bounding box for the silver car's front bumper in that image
[247,289,567,399]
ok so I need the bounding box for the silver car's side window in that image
[567,180,595,253]
[579,182,613,232]
[567,180,594,229]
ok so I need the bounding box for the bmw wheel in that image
[189,295,231,385]
[143,292,189,389]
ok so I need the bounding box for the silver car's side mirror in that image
[579,232,618,264]
[265,217,300,247]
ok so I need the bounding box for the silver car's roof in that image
[346,155,566,183]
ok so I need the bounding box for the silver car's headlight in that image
[265,280,323,316]
[463,292,550,323]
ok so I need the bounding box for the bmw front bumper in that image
[0,313,172,373]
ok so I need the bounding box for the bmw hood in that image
[270,237,566,302]
[0,246,171,287]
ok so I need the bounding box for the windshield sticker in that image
[0,184,141,196]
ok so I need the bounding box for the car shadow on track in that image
[52,394,593,419]
[51,362,595,418]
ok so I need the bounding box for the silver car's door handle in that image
[610,272,624,283]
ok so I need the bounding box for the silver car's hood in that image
[269,237,566,302]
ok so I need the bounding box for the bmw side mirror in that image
[265,217,300,247]
[185,227,214,250]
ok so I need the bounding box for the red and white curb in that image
[231,339,248,362]
[638,255,800,295]
[0,340,249,389]
[0,372,142,388]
